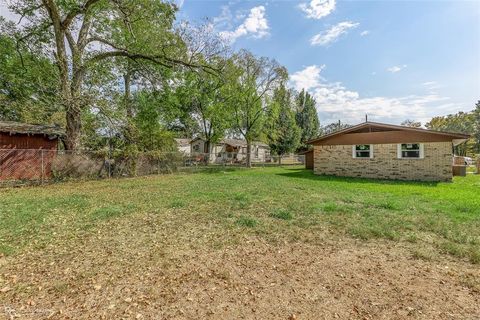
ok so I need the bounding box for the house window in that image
[398,143,424,159]
[352,144,373,158]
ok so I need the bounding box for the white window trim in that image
[352,144,374,159]
[397,143,424,159]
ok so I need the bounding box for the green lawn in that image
[1,167,479,263]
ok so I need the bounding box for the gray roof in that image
[220,138,247,147]
[0,121,64,137]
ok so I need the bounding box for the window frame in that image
[397,143,424,159]
[352,144,374,159]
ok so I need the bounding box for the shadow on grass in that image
[180,166,248,174]
[276,169,440,187]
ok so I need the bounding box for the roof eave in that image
[306,121,471,145]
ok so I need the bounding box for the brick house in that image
[306,122,470,181]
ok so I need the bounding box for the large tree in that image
[426,111,476,156]
[7,0,204,149]
[228,50,286,167]
[0,29,61,124]
[177,63,231,156]
[295,89,320,149]
[266,83,301,163]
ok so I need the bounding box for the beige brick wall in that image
[313,142,453,181]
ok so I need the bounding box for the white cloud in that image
[0,3,21,23]
[310,21,359,46]
[387,64,407,73]
[289,65,325,91]
[219,6,269,43]
[360,30,370,36]
[290,65,459,125]
[299,0,336,19]
[422,81,442,91]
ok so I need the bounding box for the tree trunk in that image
[205,139,211,165]
[278,154,282,165]
[65,105,82,150]
[246,140,252,168]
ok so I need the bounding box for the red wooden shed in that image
[0,121,64,181]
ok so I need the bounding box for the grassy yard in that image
[1,167,480,319]
[1,167,479,263]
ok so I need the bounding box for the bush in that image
[51,153,104,180]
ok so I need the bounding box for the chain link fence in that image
[0,149,305,186]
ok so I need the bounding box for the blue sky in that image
[1,0,479,125]
[178,0,480,125]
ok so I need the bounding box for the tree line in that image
[0,0,323,167]
[0,0,478,166]
[400,102,480,156]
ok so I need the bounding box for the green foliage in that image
[227,50,287,166]
[295,89,320,148]
[426,110,478,156]
[266,84,301,156]
[0,33,61,124]
[133,92,176,152]
[175,58,232,150]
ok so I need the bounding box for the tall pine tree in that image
[266,84,301,162]
[295,89,320,150]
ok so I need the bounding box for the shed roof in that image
[0,121,64,137]
[221,138,246,147]
[307,121,470,146]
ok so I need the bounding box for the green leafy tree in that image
[266,84,301,163]
[177,63,231,156]
[7,0,204,149]
[228,50,287,167]
[426,111,476,156]
[0,31,61,124]
[295,89,320,149]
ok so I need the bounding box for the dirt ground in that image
[1,210,479,320]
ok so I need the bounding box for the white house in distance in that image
[190,137,271,163]
[174,138,191,155]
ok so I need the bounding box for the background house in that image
[0,121,64,180]
[307,122,469,181]
[190,137,271,163]
[174,138,191,155]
